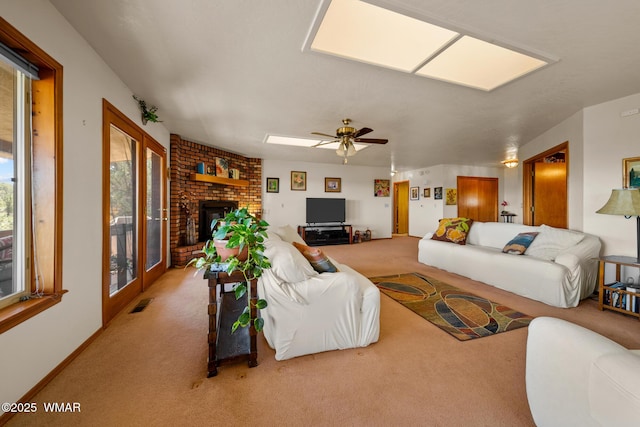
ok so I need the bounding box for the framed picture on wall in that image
[410,186,419,200]
[325,177,341,192]
[291,171,306,191]
[423,188,431,198]
[623,156,640,188]
[445,188,457,205]
[266,177,279,193]
[434,187,443,200]
[374,179,390,197]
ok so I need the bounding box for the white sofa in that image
[526,317,640,427]
[257,226,380,361]
[418,221,601,308]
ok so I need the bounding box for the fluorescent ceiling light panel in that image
[310,0,458,72]
[307,0,552,91]
[415,36,549,91]
[265,135,367,151]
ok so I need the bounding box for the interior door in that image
[532,162,567,227]
[523,142,568,228]
[394,181,409,234]
[103,100,166,325]
[457,176,499,222]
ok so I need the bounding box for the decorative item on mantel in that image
[133,95,162,125]
[180,191,197,245]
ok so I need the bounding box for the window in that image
[0,18,63,333]
[0,57,31,308]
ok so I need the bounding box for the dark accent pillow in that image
[292,242,338,273]
[431,218,474,245]
[503,232,539,255]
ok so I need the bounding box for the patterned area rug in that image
[369,272,533,341]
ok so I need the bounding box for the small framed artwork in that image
[434,187,443,200]
[446,188,457,205]
[423,188,431,198]
[410,186,419,200]
[325,177,341,192]
[374,179,390,197]
[291,171,307,191]
[623,157,640,188]
[266,177,279,193]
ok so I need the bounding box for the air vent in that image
[130,298,153,314]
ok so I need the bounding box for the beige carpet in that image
[7,237,640,427]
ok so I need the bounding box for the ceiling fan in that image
[311,118,388,164]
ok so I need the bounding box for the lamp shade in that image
[596,188,640,216]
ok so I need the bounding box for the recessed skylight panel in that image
[415,36,548,91]
[310,0,459,72]
[307,0,553,91]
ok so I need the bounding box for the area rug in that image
[369,272,533,341]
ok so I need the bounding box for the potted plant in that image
[188,207,270,333]
[133,95,162,125]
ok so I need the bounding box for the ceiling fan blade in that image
[354,138,388,144]
[311,131,338,139]
[354,127,373,138]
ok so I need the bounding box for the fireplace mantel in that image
[190,172,248,187]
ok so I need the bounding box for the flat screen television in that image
[306,198,346,224]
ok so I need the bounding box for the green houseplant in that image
[133,95,162,124]
[188,207,270,333]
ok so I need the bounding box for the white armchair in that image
[526,317,640,427]
[257,227,380,361]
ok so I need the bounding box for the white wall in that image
[396,164,503,237]
[583,92,640,257]
[262,160,393,239]
[0,1,170,407]
[519,110,585,230]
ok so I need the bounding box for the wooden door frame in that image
[523,141,569,225]
[102,99,167,326]
[141,135,167,289]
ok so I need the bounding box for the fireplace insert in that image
[198,200,238,242]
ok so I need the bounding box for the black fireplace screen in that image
[198,200,238,242]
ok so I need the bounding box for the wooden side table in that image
[597,255,640,320]
[204,269,258,377]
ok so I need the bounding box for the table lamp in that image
[596,188,640,260]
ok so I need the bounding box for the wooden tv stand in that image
[297,224,352,246]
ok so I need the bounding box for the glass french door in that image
[103,100,166,325]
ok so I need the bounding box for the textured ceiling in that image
[50,0,640,171]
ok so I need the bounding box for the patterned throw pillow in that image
[292,242,338,273]
[502,232,539,255]
[430,218,474,245]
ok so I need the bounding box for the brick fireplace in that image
[170,134,262,267]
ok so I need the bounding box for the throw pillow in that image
[431,218,474,245]
[292,242,338,273]
[502,232,539,255]
[525,224,585,261]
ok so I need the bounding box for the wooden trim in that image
[102,99,167,326]
[0,18,65,332]
[0,327,102,425]
[190,173,249,187]
[0,292,66,334]
[522,141,569,225]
